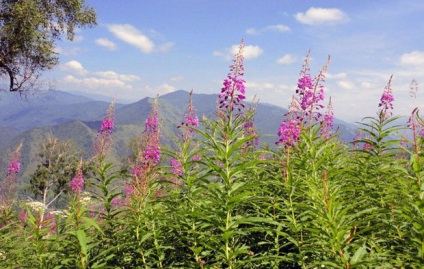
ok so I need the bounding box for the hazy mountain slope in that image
[0,90,122,131]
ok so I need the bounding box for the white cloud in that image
[326,72,347,79]
[214,44,263,60]
[337,80,355,90]
[157,42,174,52]
[159,83,176,93]
[265,24,291,32]
[54,46,81,56]
[246,24,290,35]
[400,51,424,65]
[231,45,263,59]
[63,75,132,90]
[107,24,154,53]
[276,54,296,64]
[295,7,349,25]
[246,82,275,90]
[361,82,374,89]
[94,71,141,82]
[95,38,117,50]
[60,60,88,76]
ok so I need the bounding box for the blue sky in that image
[49,0,424,123]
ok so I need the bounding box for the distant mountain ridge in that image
[0,89,358,182]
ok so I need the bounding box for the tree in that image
[29,136,83,207]
[0,0,96,93]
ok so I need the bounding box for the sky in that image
[46,0,424,123]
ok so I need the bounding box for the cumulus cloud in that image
[295,7,349,25]
[400,51,424,65]
[60,60,88,76]
[231,45,263,59]
[63,75,132,90]
[107,24,154,53]
[159,83,176,93]
[276,54,296,64]
[337,80,355,90]
[246,24,290,35]
[326,72,347,79]
[94,71,141,82]
[95,38,117,50]
[214,44,263,60]
[54,46,81,56]
[246,82,275,90]
[265,24,291,32]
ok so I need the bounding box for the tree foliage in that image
[0,0,96,93]
[29,136,82,206]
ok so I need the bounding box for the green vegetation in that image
[1,42,423,268]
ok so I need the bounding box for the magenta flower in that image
[192,155,201,162]
[7,161,20,175]
[100,99,115,134]
[70,161,84,194]
[243,120,259,147]
[378,75,394,118]
[184,113,199,129]
[145,116,159,134]
[420,128,424,138]
[70,173,84,194]
[94,99,115,159]
[143,145,161,165]
[294,52,330,122]
[170,158,183,176]
[276,119,301,147]
[100,119,114,133]
[218,39,246,112]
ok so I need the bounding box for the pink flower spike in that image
[70,161,84,194]
[219,39,246,112]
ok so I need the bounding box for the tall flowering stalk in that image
[179,89,199,140]
[93,98,116,162]
[378,75,394,121]
[1,142,23,206]
[130,97,161,199]
[294,52,330,126]
[218,39,246,118]
[70,160,84,194]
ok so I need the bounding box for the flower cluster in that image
[130,98,162,189]
[6,143,22,176]
[170,158,183,176]
[378,75,394,118]
[243,120,259,148]
[100,99,115,134]
[143,145,161,166]
[295,52,330,122]
[276,120,301,147]
[179,90,199,135]
[145,115,159,134]
[70,163,84,194]
[218,39,246,112]
[7,161,20,175]
[94,99,116,159]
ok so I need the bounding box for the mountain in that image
[0,90,122,131]
[0,89,359,181]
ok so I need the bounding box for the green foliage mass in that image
[0,0,96,93]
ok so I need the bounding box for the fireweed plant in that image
[2,40,424,268]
